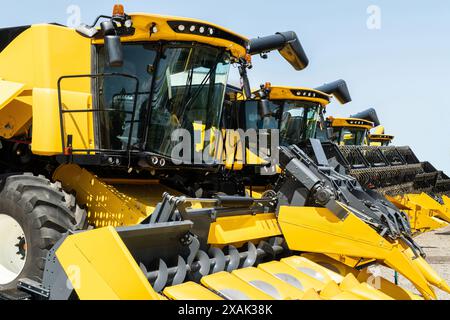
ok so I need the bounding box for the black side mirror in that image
[101,21,123,67]
[315,80,352,105]
[248,31,309,71]
[327,128,339,142]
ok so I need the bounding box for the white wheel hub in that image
[0,214,27,285]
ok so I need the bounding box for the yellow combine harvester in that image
[243,85,449,235]
[368,126,395,147]
[0,5,448,300]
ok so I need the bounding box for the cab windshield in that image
[244,100,321,146]
[97,43,230,158]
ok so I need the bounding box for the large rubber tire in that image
[0,173,87,291]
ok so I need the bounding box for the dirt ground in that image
[378,225,450,300]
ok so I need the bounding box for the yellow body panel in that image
[389,194,450,233]
[201,272,274,300]
[0,25,91,92]
[114,13,248,59]
[208,213,282,246]
[264,86,331,106]
[443,196,450,209]
[53,164,150,227]
[282,256,391,300]
[0,92,32,138]
[358,269,423,300]
[0,79,25,110]
[56,227,161,300]
[300,253,359,280]
[232,267,306,300]
[0,24,91,147]
[282,256,340,283]
[163,282,223,300]
[31,88,94,155]
[258,261,325,292]
[277,205,438,299]
[301,289,322,300]
[319,281,361,300]
[339,273,393,300]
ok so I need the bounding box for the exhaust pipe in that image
[315,80,352,104]
[248,31,309,71]
[350,108,381,127]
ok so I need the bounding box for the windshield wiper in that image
[179,50,226,121]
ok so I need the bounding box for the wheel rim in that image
[0,214,27,285]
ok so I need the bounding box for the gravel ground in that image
[378,225,450,300]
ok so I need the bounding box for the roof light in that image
[264,82,272,89]
[208,27,215,35]
[178,25,186,31]
[190,25,196,32]
[245,54,252,64]
[112,4,125,17]
[199,26,205,34]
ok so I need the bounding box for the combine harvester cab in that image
[0,5,448,300]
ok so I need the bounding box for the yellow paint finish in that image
[339,273,393,300]
[112,183,182,210]
[265,86,331,106]
[408,252,450,295]
[53,164,150,228]
[282,256,390,300]
[300,253,360,280]
[93,13,248,59]
[298,254,422,300]
[201,272,274,300]
[224,130,244,170]
[369,134,394,142]
[0,79,25,110]
[258,261,325,291]
[282,256,339,283]
[391,194,450,233]
[301,289,322,300]
[246,187,267,199]
[358,269,423,300]
[233,267,306,300]
[31,88,94,155]
[443,196,450,209]
[56,227,161,300]
[279,206,392,258]
[277,206,437,299]
[0,25,91,92]
[208,213,281,246]
[0,97,32,139]
[163,282,223,300]
[319,281,362,300]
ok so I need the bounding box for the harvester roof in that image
[368,134,395,141]
[109,13,249,59]
[0,13,249,59]
[254,85,332,106]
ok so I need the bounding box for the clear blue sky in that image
[2,0,449,173]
